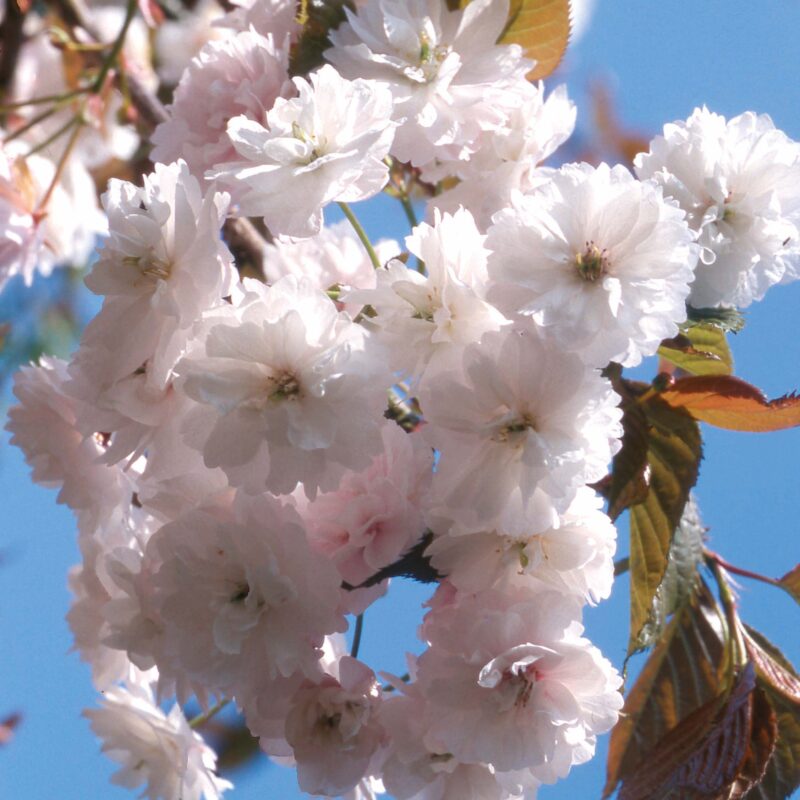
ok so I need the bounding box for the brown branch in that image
[0,0,28,95]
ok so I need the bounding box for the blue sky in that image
[2,2,800,798]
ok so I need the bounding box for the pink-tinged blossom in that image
[431,84,576,229]
[177,276,391,497]
[326,0,532,169]
[283,656,386,797]
[305,422,433,586]
[635,107,800,308]
[143,495,346,697]
[83,160,235,390]
[6,357,137,530]
[486,163,698,368]
[421,329,622,534]
[348,208,507,381]
[380,684,537,800]
[84,672,231,800]
[214,0,300,42]
[426,488,616,605]
[263,218,399,298]
[151,31,291,186]
[210,64,395,238]
[416,588,623,780]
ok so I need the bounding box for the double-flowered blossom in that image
[211,64,395,237]
[151,30,291,186]
[141,494,346,698]
[422,328,622,534]
[635,107,800,307]
[83,159,235,390]
[426,487,617,605]
[84,671,231,800]
[486,162,698,368]
[326,0,532,169]
[178,275,391,497]
[416,588,623,782]
[349,208,507,381]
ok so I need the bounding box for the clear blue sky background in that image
[2,2,800,798]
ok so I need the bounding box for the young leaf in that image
[628,395,702,653]
[778,563,800,606]
[618,665,765,800]
[604,582,731,797]
[659,324,734,377]
[500,0,571,80]
[0,713,20,746]
[658,375,800,432]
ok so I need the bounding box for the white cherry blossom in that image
[326,0,532,169]
[486,163,698,368]
[210,64,395,238]
[635,107,800,307]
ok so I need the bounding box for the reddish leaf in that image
[778,564,800,606]
[619,665,757,800]
[728,688,778,799]
[0,713,21,746]
[741,628,800,800]
[658,376,800,432]
[604,582,730,797]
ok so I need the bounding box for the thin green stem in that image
[3,102,65,144]
[0,87,89,112]
[26,114,80,157]
[92,0,138,93]
[36,118,84,211]
[399,194,418,230]
[350,613,364,659]
[189,698,230,730]
[338,202,382,270]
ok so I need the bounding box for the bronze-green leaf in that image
[604,582,731,797]
[500,0,571,80]
[628,394,703,653]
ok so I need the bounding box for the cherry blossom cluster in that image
[6,0,800,798]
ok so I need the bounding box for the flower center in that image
[291,121,324,162]
[123,252,172,284]
[492,414,537,444]
[269,372,301,403]
[575,242,610,282]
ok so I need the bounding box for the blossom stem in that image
[25,113,81,157]
[35,117,84,212]
[0,87,90,112]
[350,613,364,659]
[92,0,138,93]
[704,549,781,589]
[707,555,748,668]
[399,195,419,231]
[189,698,230,730]
[338,202,382,270]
